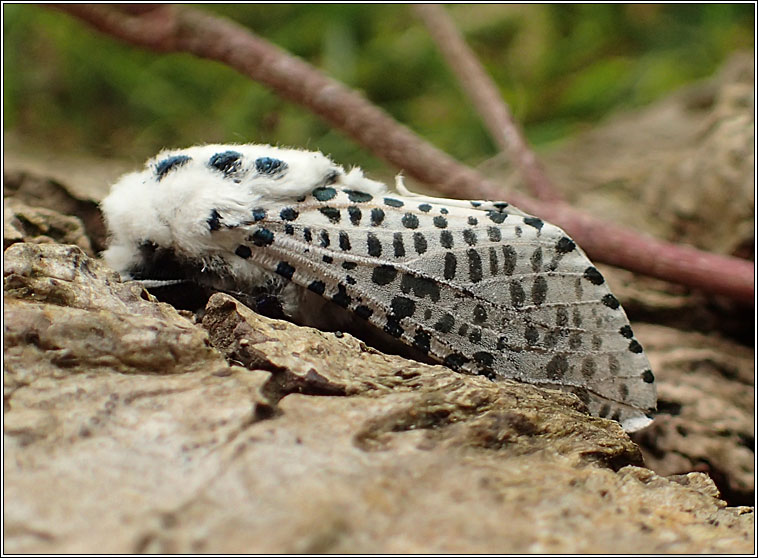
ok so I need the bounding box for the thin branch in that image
[414,4,564,203]
[51,4,754,303]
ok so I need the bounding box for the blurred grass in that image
[2,4,753,172]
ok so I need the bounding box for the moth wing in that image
[222,189,655,432]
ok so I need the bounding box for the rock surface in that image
[3,243,754,553]
[4,197,93,255]
[632,324,755,506]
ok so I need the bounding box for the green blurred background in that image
[3,4,754,172]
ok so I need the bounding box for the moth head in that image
[101,143,386,278]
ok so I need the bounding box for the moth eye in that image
[209,151,243,175]
[154,155,191,181]
[254,157,287,175]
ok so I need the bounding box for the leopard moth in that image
[102,143,656,431]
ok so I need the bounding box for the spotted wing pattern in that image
[102,144,657,432]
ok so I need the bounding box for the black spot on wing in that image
[467,249,483,283]
[444,252,457,280]
[501,246,517,275]
[544,331,560,348]
[486,210,507,224]
[355,305,373,320]
[401,213,419,229]
[473,351,494,368]
[343,189,373,203]
[275,261,295,280]
[556,307,569,327]
[619,384,629,400]
[413,232,428,255]
[332,284,351,308]
[155,155,191,180]
[556,236,576,253]
[443,352,469,371]
[434,313,455,333]
[207,209,222,231]
[523,217,544,231]
[348,206,362,226]
[413,330,431,352]
[235,245,251,259]
[530,248,543,273]
[313,187,338,201]
[390,296,416,319]
[280,207,299,221]
[568,333,582,349]
[546,354,568,380]
[372,264,397,286]
[383,317,404,338]
[308,280,326,295]
[525,325,539,346]
[339,231,352,251]
[488,247,499,275]
[531,276,548,305]
[251,228,274,247]
[581,358,596,379]
[602,294,620,309]
[319,207,341,224]
[210,151,243,175]
[393,233,406,258]
[583,267,605,285]
[510,280,525,307]
[252,208,267,222]
[370,208,385,226]
[400,273,441,301]
[254,156,287,175]
[384,197,404,208]
[367,233,383,257]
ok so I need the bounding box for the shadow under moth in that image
[102,144,657,431]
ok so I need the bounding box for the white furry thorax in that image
[102,144,387,274]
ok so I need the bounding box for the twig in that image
[414,4,563,203]
[51,4,754,303]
